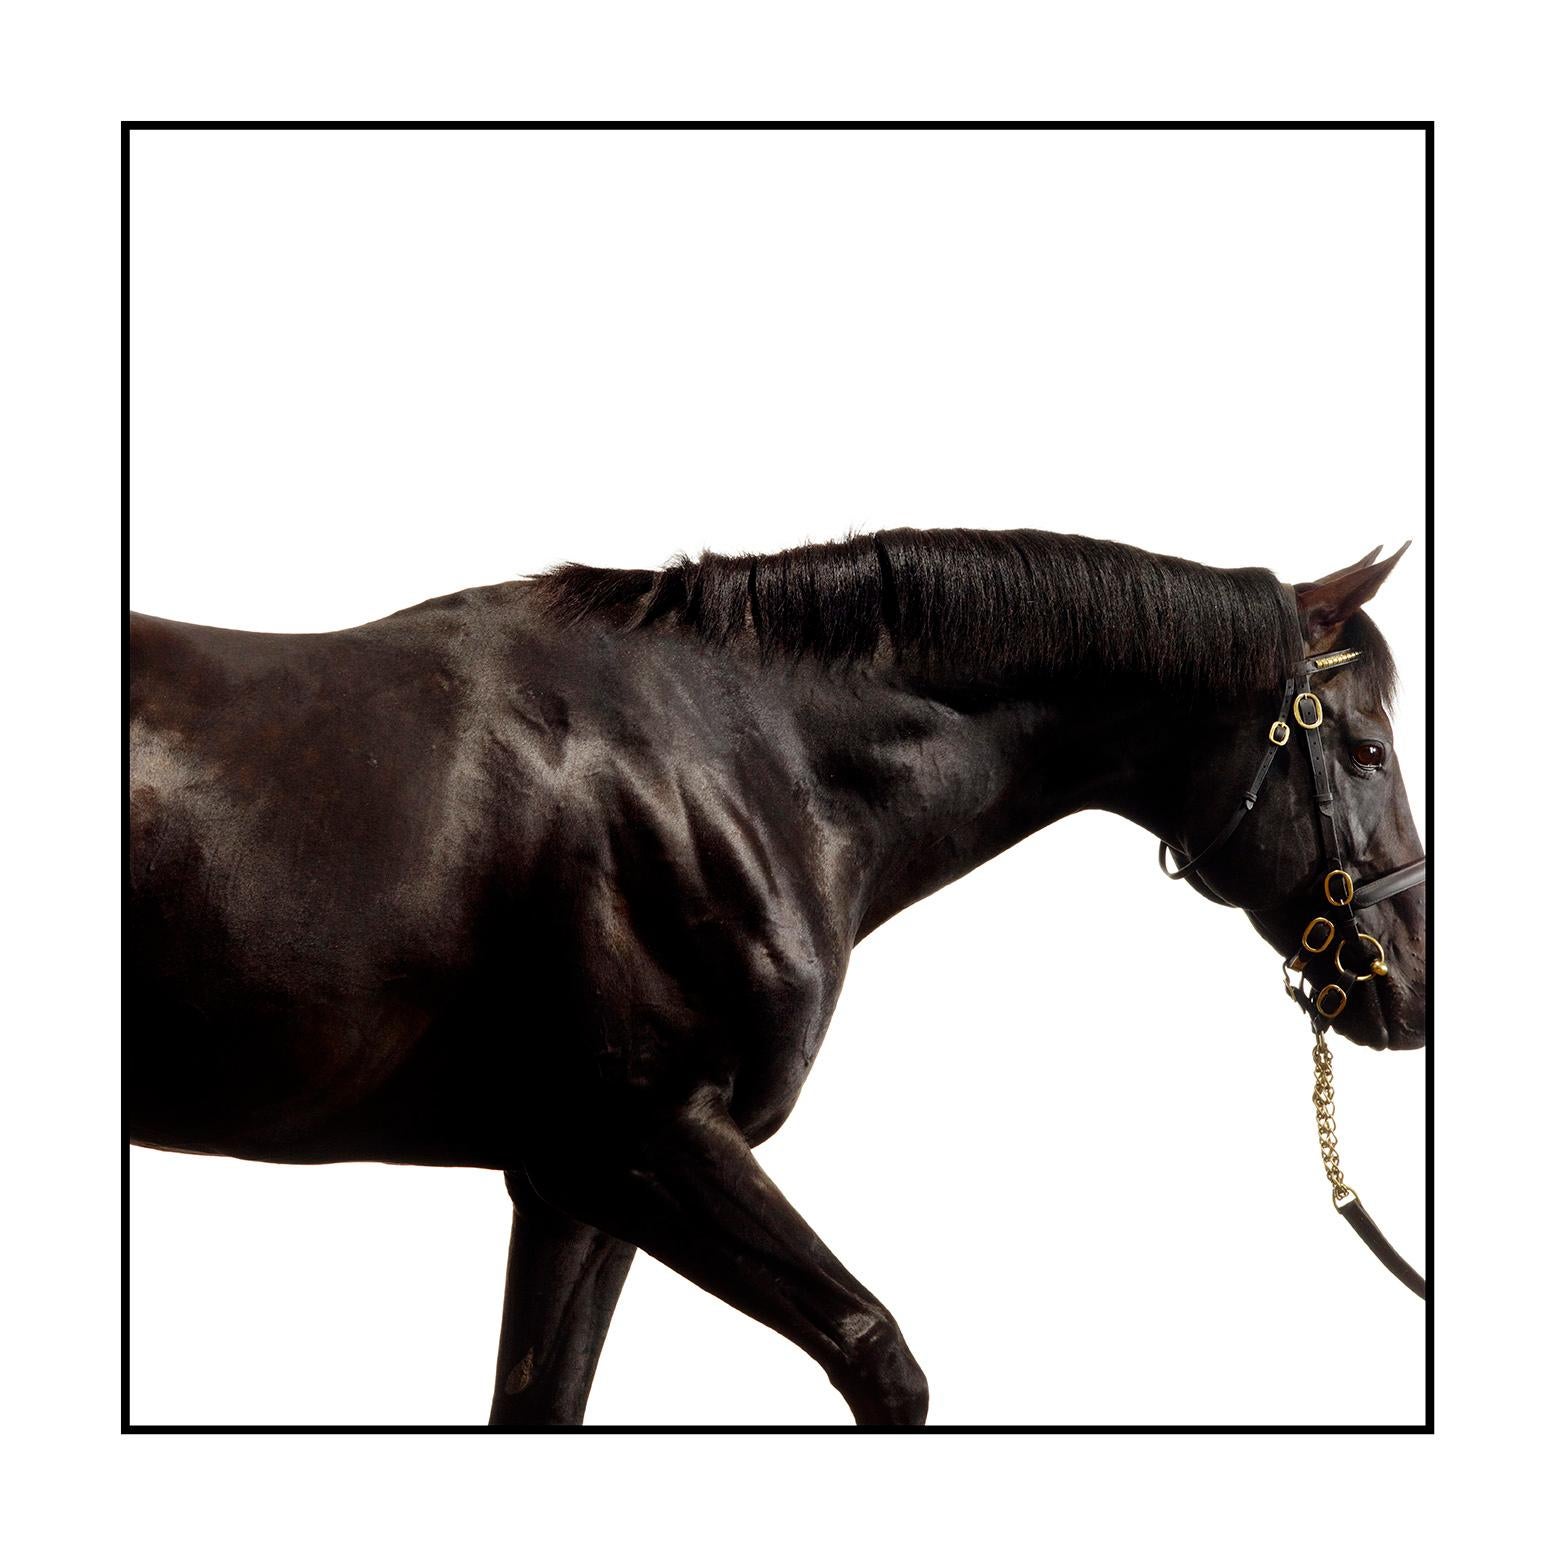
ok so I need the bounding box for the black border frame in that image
[122,118,1433,1436]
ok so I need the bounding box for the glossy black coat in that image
[128,547,1424,1424]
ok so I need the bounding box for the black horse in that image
[128,528,1424,1425]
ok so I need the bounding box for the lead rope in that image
[1308,1024,1427,1298]
[1311,1030,1347,1205]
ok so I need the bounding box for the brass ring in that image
[1315,984,1348,1020]
[1293,692,1324,728]
[1301,915,1336,954]
[1323,869,1355,906]
[1268,719,1291,747]
[1336,932,1387,981]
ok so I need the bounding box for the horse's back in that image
[128,593,548,1159]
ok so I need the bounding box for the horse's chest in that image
[710,926,850,1138]
[567,852,848,1133]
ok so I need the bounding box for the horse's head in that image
[1173,546,1425,1051]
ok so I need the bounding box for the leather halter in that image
[1157,646,1427,1300]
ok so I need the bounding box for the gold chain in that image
[1311,1032,1353,1207]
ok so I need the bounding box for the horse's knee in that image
[832,1310,930,1426]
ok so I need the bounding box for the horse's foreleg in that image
[524,1095,929,1426]
[488,1169,636,1426]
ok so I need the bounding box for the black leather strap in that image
[1158,677,1295,884]
[1337,1194,1427,1299]
[1352,858,1427,910]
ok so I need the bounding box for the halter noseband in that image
[1157,646,1428,1299]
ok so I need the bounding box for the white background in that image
[129,127,1426,1427]
[5,3,1550,1551]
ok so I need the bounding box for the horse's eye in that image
[1352,741,1387,769]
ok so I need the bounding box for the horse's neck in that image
[823,670,1191,938]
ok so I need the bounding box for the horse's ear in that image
[1294,542,1411,648]
[1307,546,1384,586]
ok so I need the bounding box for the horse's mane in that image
[530,527,1395,703]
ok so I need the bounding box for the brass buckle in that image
[1268,719,1291,747]
[1315,984,1348,1020]
[1336,932,1388,981]
[1293,691,1324,728]
[1323,868,1355,906]
[1301,915,1336,954]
